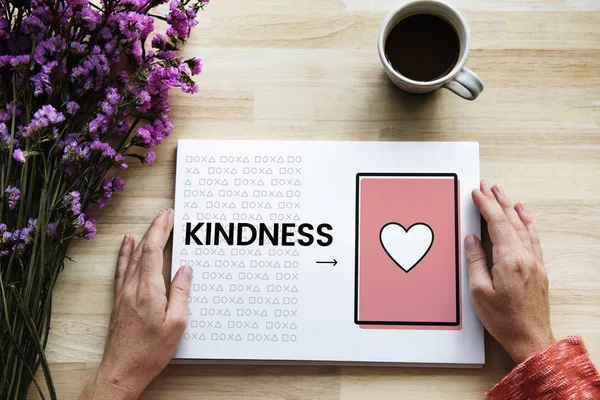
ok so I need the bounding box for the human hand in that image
[465,181,555,364]
[80,209,192,399]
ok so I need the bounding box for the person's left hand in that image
[80,209,192,400]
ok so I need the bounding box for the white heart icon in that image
[379,223,434,272]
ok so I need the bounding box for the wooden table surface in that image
[30,0,600,398]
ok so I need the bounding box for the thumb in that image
[465,235,493,297]
[166,266,193,331]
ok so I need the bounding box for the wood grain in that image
[28,0,600,398]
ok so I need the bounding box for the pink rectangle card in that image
[354,173,461,329]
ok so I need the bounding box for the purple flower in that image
[88,114,109,138]
[75,213,85,228]
[33,37,66,65]
[186,58,202,75]
[115,12,154,46]
[97,196,108,208]
[97,176,126,208]
[2,231,12,243]
[0,101,23,123]
[100,101,115,116]
[181,81,198,94]
[131,39,143,64]
[17,219,38,245]
[115,153,128,169]
[31,60,58,96]
[62,191,82,215]
[0,55,11,67]
[43,105,64,123]
[70,41,85,54]
[147,66,181,95]
[23,104,65,138]
[47,222,57,236]
[0,0,207,257]
[154,113,174,138]
[0,123,9,149]
[135,126,152,147]
[134,89,151,112]
[114,120,129,137]
[158,50,176,60]
[19,229,30,242]
[122,0,147,8]
[62,140,90,166]
[134,114,174,148]
[12,243,26,254]
[10,55,31,69]
[82,220,97,240]
[105,87,121,105]
[71,46,110,95]
[80,6,102,30]
[90,141,116,159]
[166,0,198,38]
[145,151,156,164]
[67,0,88,7]
[65,101,80,115]
[13,149,26,163]
[151,34,168,49]
[5,186,21,210]
[19,222,33,242]
[23,16,45,37]
[103,176,126,193]
[85,213,97,225]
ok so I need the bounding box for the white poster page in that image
[172,140,483,366]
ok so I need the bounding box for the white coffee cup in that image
[377,0,483,100]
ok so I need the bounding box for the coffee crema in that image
[384,14,460,82]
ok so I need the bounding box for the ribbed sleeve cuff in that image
[487,336,600,399]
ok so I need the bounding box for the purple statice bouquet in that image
[0,0,206,396]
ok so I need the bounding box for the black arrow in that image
[316,259,337,266]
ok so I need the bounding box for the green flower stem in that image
[12,286,56,399]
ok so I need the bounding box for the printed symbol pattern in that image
[177,154,304,344]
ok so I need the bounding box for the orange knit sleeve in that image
[487,336,600,399]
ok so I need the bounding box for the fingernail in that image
[182,266,193,280]
[518,202,527,214]
[157,209,165,218]
[482,180,491,190]
[123,234,130,245]
[465,235,478,249]
[495,185,505,196]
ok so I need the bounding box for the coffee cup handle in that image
[443,67,484,100]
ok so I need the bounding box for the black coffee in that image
[385,14,460,82]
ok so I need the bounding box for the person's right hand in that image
[465,180,555,364]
